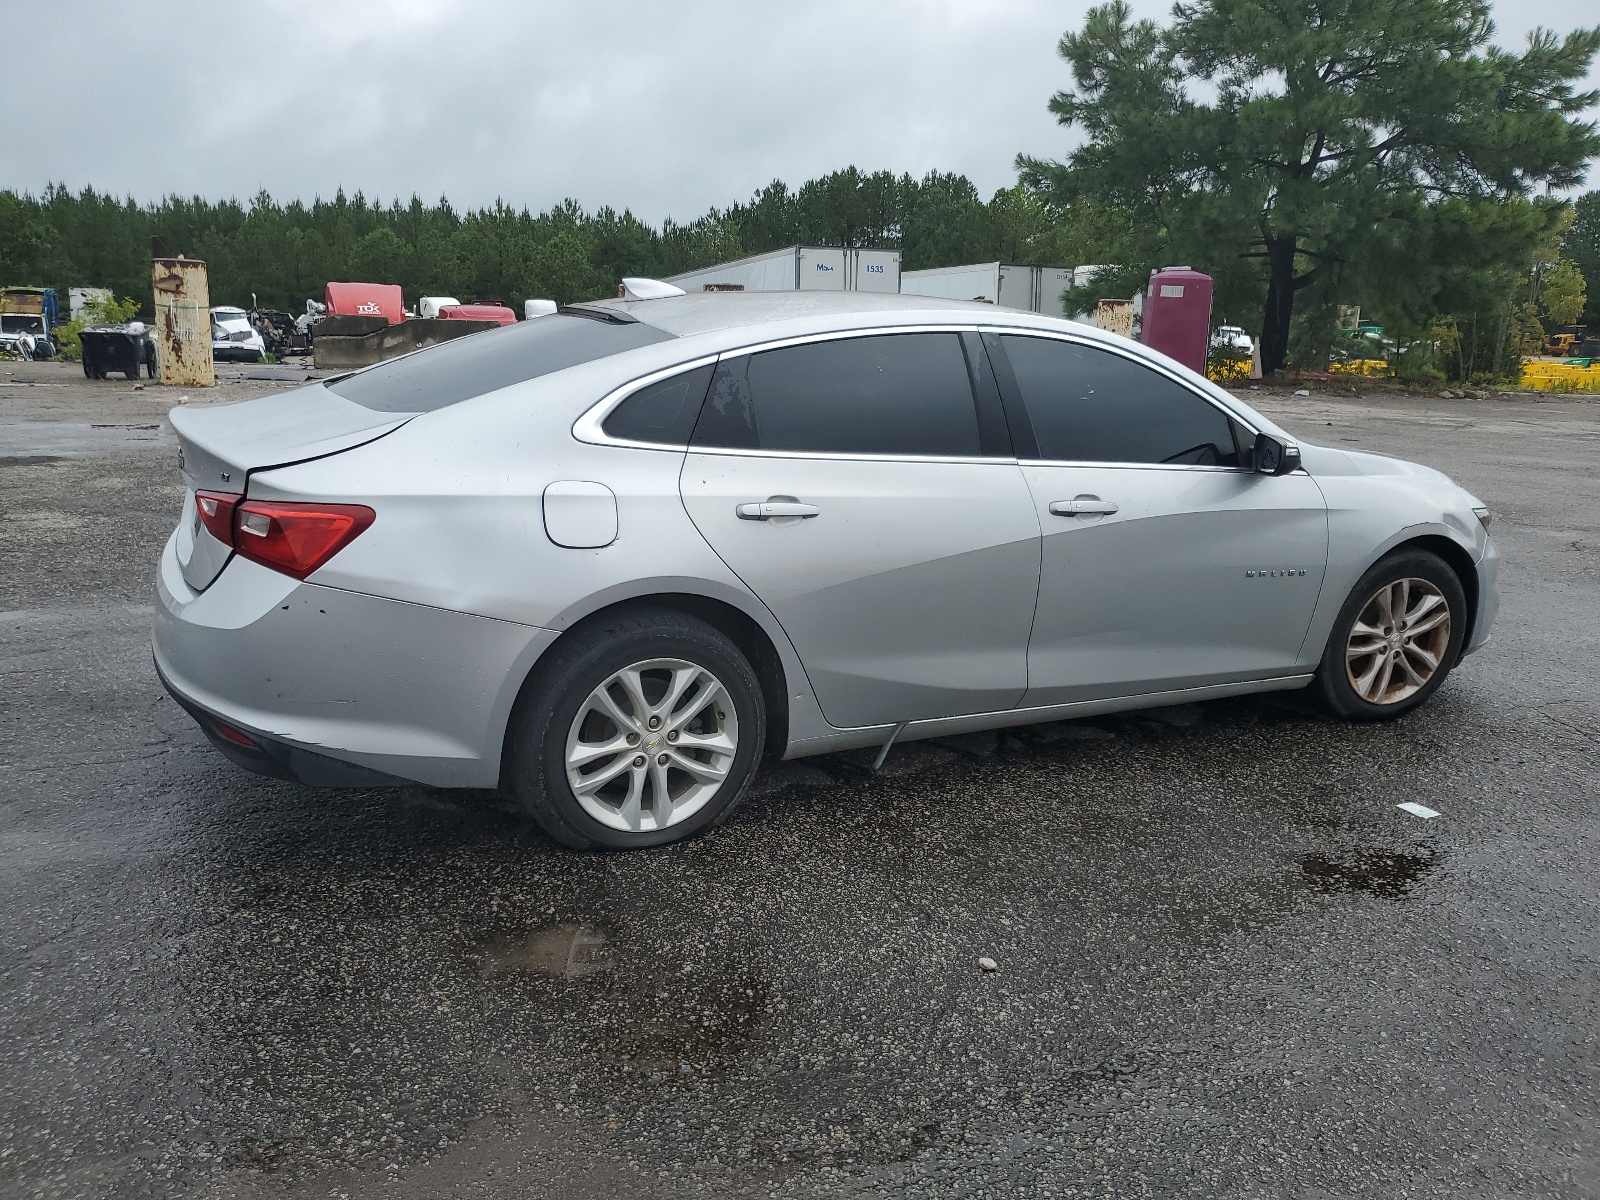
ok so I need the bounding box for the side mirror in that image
[1253,433,1301,476]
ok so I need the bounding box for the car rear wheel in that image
[506,608,766,850]
[1312,548,1466,720]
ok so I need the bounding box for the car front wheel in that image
[507,608,766,850]
[1312,548,1467,720]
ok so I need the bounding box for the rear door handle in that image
[736,501,820,520]
[1049,498,1119,517]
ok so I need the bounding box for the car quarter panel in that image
[244,347,837,752]
[154,533,556,787]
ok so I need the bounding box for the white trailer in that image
[69,287,112,321]
[666,246,901,294]
[900,263,1086,321]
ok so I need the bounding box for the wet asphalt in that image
[2,362,1598,1199]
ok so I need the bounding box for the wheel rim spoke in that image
[615,764,646,831]
[647,759,674,826]
[615,668,651,725]
[564,656,740,834]
[667,679,725,733]
[568,734,634,769]
[675,729,737,757]
[667,750,728,785]
[572,753,634,796]
[656,666,706,724]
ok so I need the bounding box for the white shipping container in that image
[797,247,847,290]
[666,245,902,294]
[902,262,1087,322]
[899,262,1004,304]
[1038,267,1076,318]
[69,286,111,320]
[849,248,901,293]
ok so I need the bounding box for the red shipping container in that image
[324,282,405,325]
[1139,267,1213,375]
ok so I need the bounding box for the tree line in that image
[0,171,1122,320]
[2,0,1597,381]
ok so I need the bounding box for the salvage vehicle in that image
[156,283,1498,850]
[250,308,312,357]
[0,287,59,358]
[1211,324,1254,355]
[440,302,518,326]
[211,306,267,362]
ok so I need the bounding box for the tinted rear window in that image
[326,314,675,412]
[691,333,983,457]
[602,364,715,445]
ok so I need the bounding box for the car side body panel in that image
[681,452,1041,727]
[152,294,1500,790]
[1019,463,1329,705]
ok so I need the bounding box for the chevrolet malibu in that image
[155,281,1499,849]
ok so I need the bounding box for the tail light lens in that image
[194,490,375,580]
[194,491,239,544]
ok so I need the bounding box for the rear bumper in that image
[154,530,558,788]
[157,663,413,786]
[211,344,264,362]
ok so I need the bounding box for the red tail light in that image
[194,490,375,580]
[194,491,239,544]
[234,501,376,579]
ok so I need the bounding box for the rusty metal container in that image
[1095,298,1134,339]
[151,258,215,388]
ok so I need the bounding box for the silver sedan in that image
[155,284,1498,849]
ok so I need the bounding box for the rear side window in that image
[602,364,715,445]
[327,314,675,412]
[1001,335,1240,466]
[691,332,983,457]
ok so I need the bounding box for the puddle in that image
[472,922,612,979]
[1299,850,1435,898]
[605,970,768,1075]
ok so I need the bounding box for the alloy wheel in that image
[1344,577,1452,705]
[564,658,739,833]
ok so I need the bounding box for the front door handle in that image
[1049,498,1119,517]
[736,501,820,521]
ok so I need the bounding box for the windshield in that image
[326,312,675,413]
[1,315,45,334]
[213,312,250,328]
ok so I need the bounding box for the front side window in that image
[691,332,983,457]
[1001,335,1241,467]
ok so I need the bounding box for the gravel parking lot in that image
[3,360,1598,1199]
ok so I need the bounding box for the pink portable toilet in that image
[1140,266,1213,375]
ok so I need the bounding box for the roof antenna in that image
[618,277,686,301]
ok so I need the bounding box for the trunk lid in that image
[169,382,416,592]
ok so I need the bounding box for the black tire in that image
[1311,548,1467,721]
[124,367,140,381]
[82,360,93,378]
[506,607,766,850]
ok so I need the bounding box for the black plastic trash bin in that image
[80,324,156,381]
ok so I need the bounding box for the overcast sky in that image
[9,1,1598,223]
